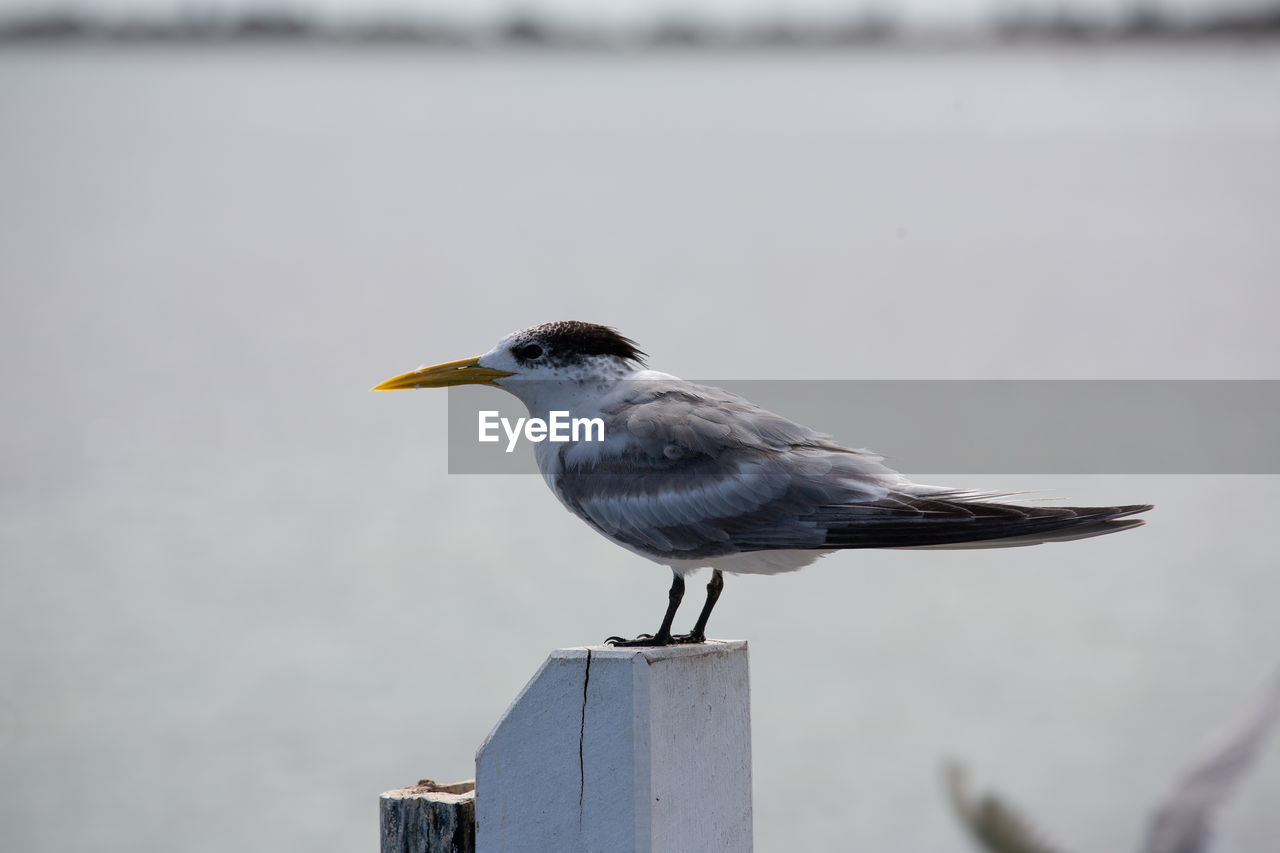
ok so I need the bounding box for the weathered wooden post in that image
[380,640,753,853]
[380,780,475,853]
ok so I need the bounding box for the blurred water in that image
[2,44,1279,852]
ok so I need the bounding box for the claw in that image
[604,632,671,647]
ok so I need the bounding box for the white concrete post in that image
[475,640,752,853]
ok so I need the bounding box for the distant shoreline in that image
[3,6,1279,48]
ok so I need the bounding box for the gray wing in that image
[550,379,904,560]
[548,379,1149,562]
[1141,668,1280,853]
[944,762,1071,853]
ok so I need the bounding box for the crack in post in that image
[578,648,592,819]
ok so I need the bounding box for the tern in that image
[374,321,1151,647]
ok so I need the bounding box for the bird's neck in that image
[504,379,617,421]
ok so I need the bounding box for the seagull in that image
[373,321,1151,647]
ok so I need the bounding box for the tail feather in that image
[821,499,1152,549]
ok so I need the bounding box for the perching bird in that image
[373,321,1151,646]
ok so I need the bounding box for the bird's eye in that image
[516,344,544,360]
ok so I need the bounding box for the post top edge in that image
[380,788,476,804]
[551,639,748,660]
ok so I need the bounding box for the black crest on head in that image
[520,321,646,366]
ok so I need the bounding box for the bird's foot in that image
[604,633,673,647]
[603,631,706,647]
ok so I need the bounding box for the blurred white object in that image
[948,668,1280,853]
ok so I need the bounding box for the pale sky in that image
[0,0,1272,29]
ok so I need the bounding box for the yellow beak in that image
[371,356,514,391]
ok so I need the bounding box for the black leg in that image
[606,572,685,647]
[673,569,723,645]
